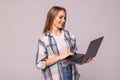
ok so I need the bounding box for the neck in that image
[50,27,62,36]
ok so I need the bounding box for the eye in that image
[59,16,66,20]
[59,16,63,19]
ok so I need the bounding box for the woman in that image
[36,6,91,80]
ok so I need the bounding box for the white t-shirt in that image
[51,31,70,66]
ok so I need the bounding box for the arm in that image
[36,42,47,69]
[69,32,77,53]
[36,41,73,69]
[45,50,73,67]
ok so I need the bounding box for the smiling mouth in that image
[60,23,63,25]
[60,23,64,25]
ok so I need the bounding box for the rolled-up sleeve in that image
[36,40,47,69]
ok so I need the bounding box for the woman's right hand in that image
[59,50,74,60]
[45,50,73,67]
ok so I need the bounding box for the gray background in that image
[0,0,120,80]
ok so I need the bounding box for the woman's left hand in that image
[85,57,93,63]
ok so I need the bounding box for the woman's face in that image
[52,10,66,29]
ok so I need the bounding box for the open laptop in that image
[63,36,104,65]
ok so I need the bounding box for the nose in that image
[62,17,65,23]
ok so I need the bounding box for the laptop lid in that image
[81,36,104,64]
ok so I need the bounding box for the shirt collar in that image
[44,30,52,36]
[44,30,65,37]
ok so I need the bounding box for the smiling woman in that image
[36,6,81,80]
[43,6,66,34]
[50,10,66,35]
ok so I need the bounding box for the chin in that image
[58,26,63,29]
[59,26,64,29]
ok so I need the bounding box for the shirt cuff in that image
[36,61,46,69]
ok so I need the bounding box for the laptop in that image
[63,36,104,65]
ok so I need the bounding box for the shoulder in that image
[64,30,76,39]
[37,33,49,45]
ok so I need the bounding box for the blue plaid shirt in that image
[36,30,80,80]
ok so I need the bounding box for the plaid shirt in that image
[36,30,80,80]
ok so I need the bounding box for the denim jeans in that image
[62,65,72,80]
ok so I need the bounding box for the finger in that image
[85,58,92,63]
[69,52,74,55]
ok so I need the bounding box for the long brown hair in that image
[43,6,67,33]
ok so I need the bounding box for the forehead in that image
[57,10,66,16]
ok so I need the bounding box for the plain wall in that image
[0,0,120,80]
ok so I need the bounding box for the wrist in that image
[57,55,62,61]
